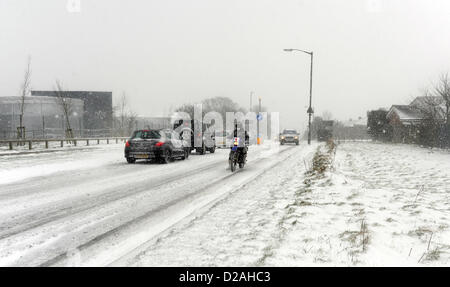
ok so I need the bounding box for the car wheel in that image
[160,149,171,164]
[280,141,285,145]
[126,157,136,164]
[209,146,215,153]
[296,141,299,145]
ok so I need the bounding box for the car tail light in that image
[125,141,130,147]
[155,142,164,147]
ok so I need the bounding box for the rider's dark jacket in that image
[233,128,250,148]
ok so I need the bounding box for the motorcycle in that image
[229,137,247,172]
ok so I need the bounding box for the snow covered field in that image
[0,141,449,266]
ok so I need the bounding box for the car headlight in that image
[281,136,285,139]
[294,136,298,139]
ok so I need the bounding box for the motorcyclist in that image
[232,121,249,152]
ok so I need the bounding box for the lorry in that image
[173,119,216,154]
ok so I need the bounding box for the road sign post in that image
[257,112,263,145]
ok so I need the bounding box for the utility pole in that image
[307,52,314,145]
[284,48,314,145]
[250,91,253,113]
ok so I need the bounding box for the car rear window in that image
[131,130,161,139]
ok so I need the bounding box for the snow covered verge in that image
[0,140,123,156]
[0,143,125,185]
[127,141,449,266]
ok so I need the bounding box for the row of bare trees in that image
[15,56,139,139]
[16,57,76,140]
[175,96,247,121]
[45,87,138,138]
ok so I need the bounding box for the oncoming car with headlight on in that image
[279,129,300,145]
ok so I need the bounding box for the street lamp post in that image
[284,48,314,145]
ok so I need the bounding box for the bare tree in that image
[411,89,444,147]
[175,103,196,120]
[434,73,450,125]
[176,96,246,123]
[415,89,443,120]
[54,80,74,139]
[113,92,129,136]
[126,111,138,135]
[17,56,32,140]
[119,92,127,135]
[113,92,138,136]
[322,110,333,121]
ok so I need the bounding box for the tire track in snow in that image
[0,159,224,240]
[38,145,298,266]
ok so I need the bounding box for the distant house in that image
[387,96,446,144]
[386,105,424,143]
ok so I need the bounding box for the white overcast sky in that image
[1,0,450,130]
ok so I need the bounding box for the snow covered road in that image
[1,141,448,266]
[0,142,306,266]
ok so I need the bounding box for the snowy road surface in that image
[1,141,449,266]
[0,142,306,266]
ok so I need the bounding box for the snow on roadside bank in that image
[0,144,125,185]
[130,141,450,266]
[334,142,450,266]
[268,142,450,266]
